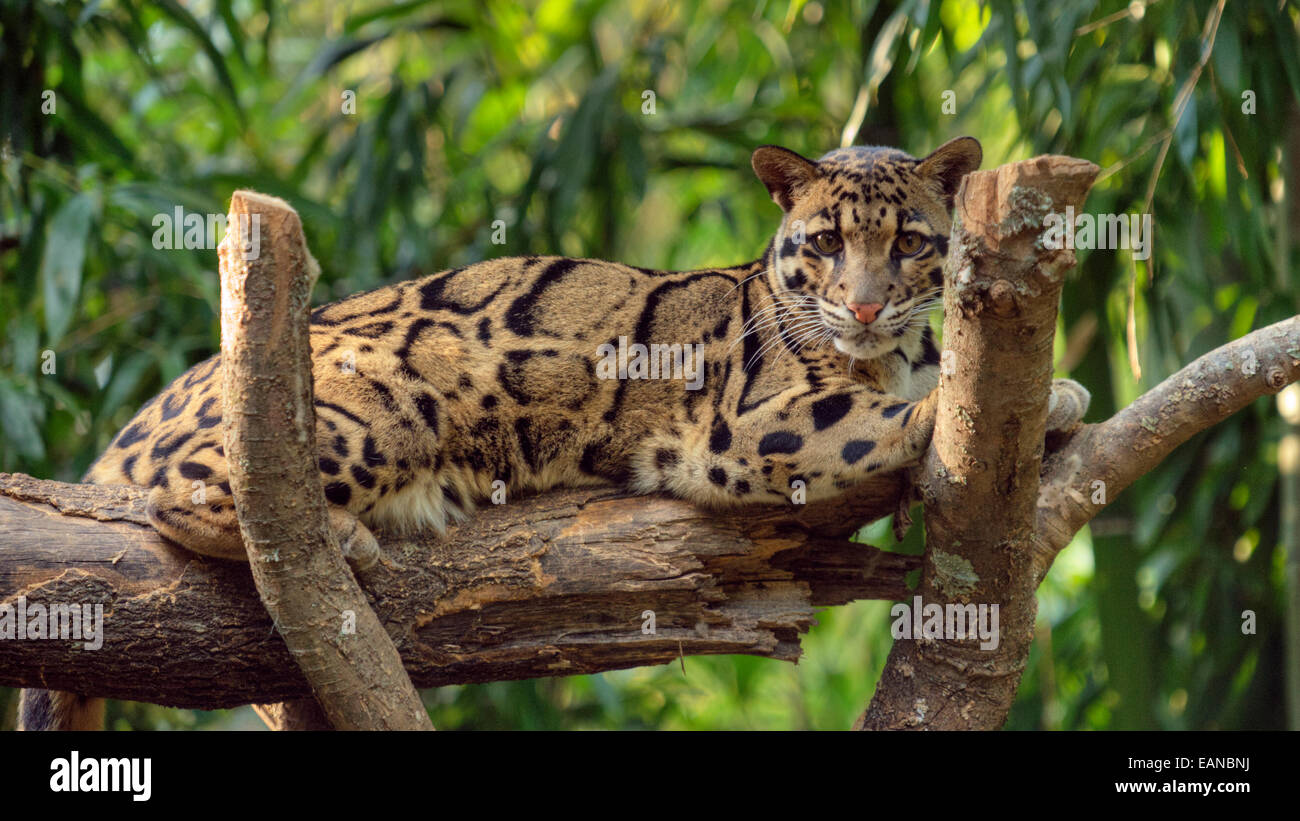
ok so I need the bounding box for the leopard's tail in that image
[18,689,105,731]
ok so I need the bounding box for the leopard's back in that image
[85,255,764,540]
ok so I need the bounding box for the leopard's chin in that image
[832,332,896,360]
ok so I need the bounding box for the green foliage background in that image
[2,0,1298,729]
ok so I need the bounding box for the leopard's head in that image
[751,137,982,359]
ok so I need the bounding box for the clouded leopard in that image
[20,136,1090,730]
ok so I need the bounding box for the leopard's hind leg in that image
[146,483,379,569]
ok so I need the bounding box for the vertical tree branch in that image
[856,157,1100,730]
[219,191,432,730]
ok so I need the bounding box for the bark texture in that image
[1033,314,1300,573]
[0,473,915,706]
[858,156,1101,729]
[217,191,431,729]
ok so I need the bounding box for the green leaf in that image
[0,380,46,463]
[6,316,39,373]
[40,192,94,344]
[152,0,246,126]
[98,350,156,421]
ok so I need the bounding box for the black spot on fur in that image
[757,431,803,456]
[114,422,148,449]
[919,330,940,366]
[151,432,195,460]
[811,393,853,431]
[312,290,403,326]
[734,479,751,495]
[180,356,219,389]
[324,481,352,506]
[319,457,340,475]
[506,259,581,336]
[195,396,221,429]
[351,465,376,489]
[414,392,440,434]
[178,461,211,480]
[370,380,400,413]
[160,392,189,422]
[497,349,560,406]
[343,320,395,339]
[708,467,728,487]
[655,449,679,469]
[393,318,435,377]
[841,440,876,464]
[481,394,498,410]
[579,440,629,483]
[418,267,505,315]
[315,400,366,427]
[882,402,909,419]
[709,421,732,454]
[515,418,541,472]
[362,436,387,467]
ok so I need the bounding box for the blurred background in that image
[2,0,1299,729]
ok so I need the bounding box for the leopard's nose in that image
[846,301,884,325]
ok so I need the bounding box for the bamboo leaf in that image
[39,192,94,344]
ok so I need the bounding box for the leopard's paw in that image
[1046,378,1090,433]
[328,507,380,572]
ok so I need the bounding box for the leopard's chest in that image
[851,326,939,401]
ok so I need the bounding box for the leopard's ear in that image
[752,145,819,212]
[916,136,982,207]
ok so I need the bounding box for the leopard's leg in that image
[638,383,941,506]
[146,483,379,569]
[145,480,246,560]
[640,377,1091,508]
[1046,377,1090,432]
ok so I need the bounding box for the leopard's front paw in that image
[328,507,380,572]
[1046,378,1090,432]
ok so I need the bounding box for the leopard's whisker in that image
[745,315,825,370]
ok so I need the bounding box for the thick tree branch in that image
[0,473,915,706]
[857,156,1100,730]
[218,191,430,729]
[1033,315,1300,576]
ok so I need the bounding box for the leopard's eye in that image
[811,231,843,255]
[894,231,925,256]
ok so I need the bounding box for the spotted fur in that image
[78,136,1086,558]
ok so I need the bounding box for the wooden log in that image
[216,190,431,729]
[0,473,915,708]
